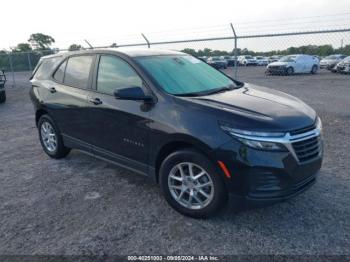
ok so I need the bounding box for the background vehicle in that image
[332,56,350,74]
[266,54,319,75]
[320,54,347,70]
[207,56,228,69]
[268,55,282,63]
[0,70,6,103]
[238,55,257,66]
[254,56,269,66]
[220,56,236,66]
[198,56,208,62]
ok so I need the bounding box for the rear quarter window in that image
[33,56,62,80]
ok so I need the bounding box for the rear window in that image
[33,56,62,80]
[64,56,94,89]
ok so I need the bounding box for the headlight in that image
[220,124,286,151]
[237,138,284,150]
[316,116,322,134]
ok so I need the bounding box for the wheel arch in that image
[154,136,215,183]
[35,108,48,126]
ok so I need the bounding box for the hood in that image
[320,59,337,64]
[179,83,316,132]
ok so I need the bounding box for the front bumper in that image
[266,66,287,74]
[213,137,323,205]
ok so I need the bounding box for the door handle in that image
[88,97,102,105]
[49,87,56,93]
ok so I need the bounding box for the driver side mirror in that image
[114,86,153,102]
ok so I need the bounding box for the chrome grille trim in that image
[231,127,322,163]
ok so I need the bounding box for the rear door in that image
[87,54,152,174]
[48,54,96,150]
[295,56,305,73]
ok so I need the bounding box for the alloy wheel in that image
[40,121,57,152]
[168,162,214,210]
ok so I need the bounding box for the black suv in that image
[30,49,323,218]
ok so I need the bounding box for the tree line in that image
[1,32,350,72]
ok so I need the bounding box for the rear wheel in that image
[311,65,318,74]
[38,115,71,159]
[159,149,228,218]
[0,91,6,103]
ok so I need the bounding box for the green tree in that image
[28,33,55,50]
[13,43,32,52]
[181,48,197,56]
[68,44,82,51]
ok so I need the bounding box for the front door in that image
[87,54,152,174]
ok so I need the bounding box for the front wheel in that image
[38,115,71,159]
[286,67,294,75]
[159,149,228,218]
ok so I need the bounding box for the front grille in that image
[269,65,283,69]
[290,124,316,136]
[292,136,321,163]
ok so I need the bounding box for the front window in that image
[279,55,297,62]
[136,55,239,96]
[97,55,143,95]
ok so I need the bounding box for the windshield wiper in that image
[201,85,236,95]
[175,84,240,97]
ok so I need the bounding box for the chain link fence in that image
[1,27,350,87]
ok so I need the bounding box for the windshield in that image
[212,57,220,61]
[279,55,297,62]
[245,56,253,59]
[136,55,238,95]
[325,55,339,59]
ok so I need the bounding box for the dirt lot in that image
[0,67,349,256]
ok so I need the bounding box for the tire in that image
[0,91,6,103]
[311,65,318,74]
[286,67,294,75]
[38,114,71,159]
[159,149,228,218]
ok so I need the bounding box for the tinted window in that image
[97,55,143,95]
[34,57,61,80]
[64,56,94,89]
[53,60,67,83]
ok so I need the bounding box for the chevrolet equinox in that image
[30,49,323,218]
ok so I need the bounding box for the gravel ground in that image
[0,68,349,256]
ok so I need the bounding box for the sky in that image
[2,0,350,51]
